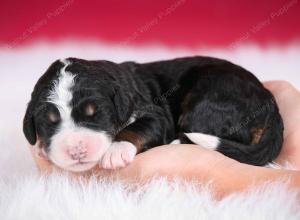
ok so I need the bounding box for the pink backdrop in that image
[1,0,299,48]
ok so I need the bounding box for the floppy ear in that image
[113,87,134,125]
[23,100,37,145]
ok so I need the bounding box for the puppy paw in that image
[101,141,137,169]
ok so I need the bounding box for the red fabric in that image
[1,0,299,48]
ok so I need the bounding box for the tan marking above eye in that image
[85,103,96,116]
[48,111,59,123]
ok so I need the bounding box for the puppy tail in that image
[182,127,283,166]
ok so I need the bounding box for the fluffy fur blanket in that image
[1,174,299,219]
[0,42,300,219]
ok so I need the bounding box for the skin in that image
[29,80,300,199]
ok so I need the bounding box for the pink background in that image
[1,0,299,48]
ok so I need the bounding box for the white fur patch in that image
[101,141,137,169]
[170,139,181,144]
[47,58,75,129]
[128,113,137,125]
[49,127,111,172]
[184,133,220,150]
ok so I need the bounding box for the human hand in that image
[264,81,300,169]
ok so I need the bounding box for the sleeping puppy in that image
[23,57,283,172]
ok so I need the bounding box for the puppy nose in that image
[68,143,87,160]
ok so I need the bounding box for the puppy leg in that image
[101,141,137,169]
[100,110,175,169]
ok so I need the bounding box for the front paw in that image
[101,141,137,169]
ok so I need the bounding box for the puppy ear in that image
[113,88,134,124]
[23,101,37,145]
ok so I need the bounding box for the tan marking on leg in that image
[115,130,145,153]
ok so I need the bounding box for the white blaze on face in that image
[46,59,112,172]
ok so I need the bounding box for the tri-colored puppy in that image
[23,57,283,172]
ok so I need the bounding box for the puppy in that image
[23,57,283,172]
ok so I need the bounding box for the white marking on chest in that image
[128,113,137,125]
[47,59,76,129]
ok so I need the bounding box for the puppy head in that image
[23,58,133,172]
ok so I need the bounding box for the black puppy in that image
[23,57,283,172]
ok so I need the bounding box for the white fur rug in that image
[0,41,300,219]
[0,175,299,220]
